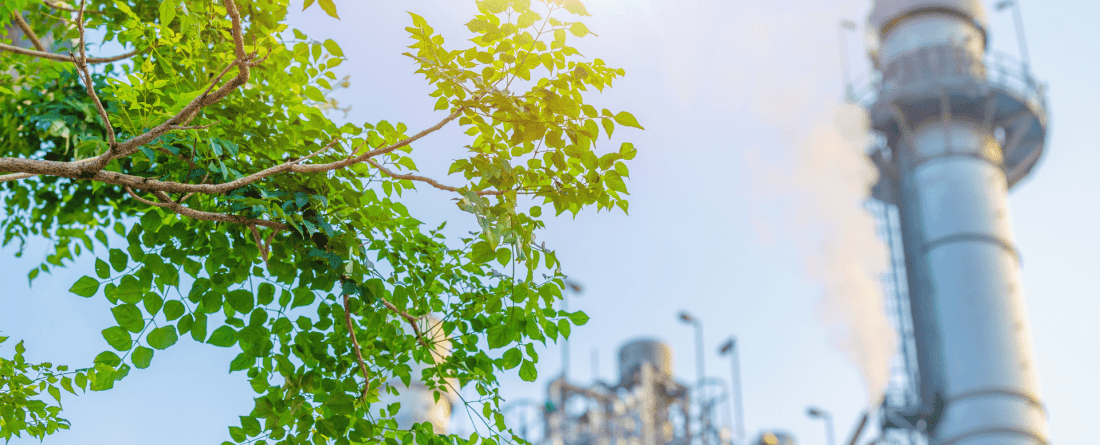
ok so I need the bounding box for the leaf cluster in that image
[0,0,633,444]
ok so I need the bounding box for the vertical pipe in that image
[867,2,1051,442]
[1010,1,1032,73]
[731,342,745,445]
[693,322,706,444]
[562,292,570,382]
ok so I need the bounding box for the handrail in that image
[851,43,1046,110]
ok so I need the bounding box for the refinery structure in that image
[862,0,1049,443]
[387,0,1053,444]
[0,0,1055,444]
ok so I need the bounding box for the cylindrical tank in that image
[867,1,1050,444]
[375,317,456,433]
[617,338,672,386]
[754,431,797,445]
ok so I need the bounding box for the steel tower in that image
[860,0,1049,444]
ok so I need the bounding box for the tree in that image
[0,0,641,443]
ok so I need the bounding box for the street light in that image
[838,18,857,102]
[678,311,706,443]
[561,279,583,381]
[806,407,836,445]
[995,0,1032,74]
[719,338,745,445]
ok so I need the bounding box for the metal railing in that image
[850,44,1046,111]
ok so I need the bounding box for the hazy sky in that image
[3,1,1100,445]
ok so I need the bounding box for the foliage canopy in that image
[0,0,640,443]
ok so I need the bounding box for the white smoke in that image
[727,5,896,405]
[745,103,896,406]
[588,0,897,404]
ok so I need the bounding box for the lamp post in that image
[719,338,744,445]
[838,19,857,102]
[806,407,836,445]
[995,0,1032,74]
[678,311,706,444]
[561,279,583,382]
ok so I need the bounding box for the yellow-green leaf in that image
[614,111,644,129]
[317,0,338,18]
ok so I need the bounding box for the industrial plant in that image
[387,0,1052,444]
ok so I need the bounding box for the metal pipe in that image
[866,1,1051,443]
[844,411,870,445]
[719,338,745,445]
[807,407,836,445]
[679,311,706,444]
[839,19,858,102]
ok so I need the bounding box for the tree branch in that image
[379,297,433,351]
[0,107,460,194]
[124,186,289,229]
[0,43,140,64]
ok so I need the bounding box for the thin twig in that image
[124,186,289,229]
[342,289,373,399]
[168,123,216,131]
[69,50,116,153]
[366,158,508,196]
[41,0,101,14]
[11,13,47,52]
[0,173,38,183]
[379,297,433,350]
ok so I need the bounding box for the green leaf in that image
[501,348,522,370]
[147,326,179,350]
[619,142,638,160]
[70,276,100,298]
[495,247,512,266]
[562,0,591,16]
[604,171,628,194]
[102,326,132,351]
[108,275,145,304]
[302,0,315,10]
[111,304,145,333]
[323,39,343,57]
[614,111,644,130]
[207,326,238,347]
[163,300,185,321]
[94,351,121,367]
[144,292,164,315]
[131,346,154,369]
[569,22,590,37]
[109,248,128,272]
[240,416,262,436]
[257,283,275,305]
[191,313,208,342]
[226,290,254,314]
[159,0,178,26]
[519,360,537,382]
[568,311,590,326]
[95,258,111,279]
[317,0,339,18]
[487,325,510,349]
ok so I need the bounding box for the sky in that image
[3,1,1100,445]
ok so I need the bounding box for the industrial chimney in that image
[863,0,1049,444]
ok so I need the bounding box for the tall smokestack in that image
[864,0,1049,443]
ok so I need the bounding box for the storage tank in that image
[375,317,456,433]
[618,338,673,386]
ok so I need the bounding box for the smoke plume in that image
[729,6,896,405]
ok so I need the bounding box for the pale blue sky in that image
[3,1,1099,444]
